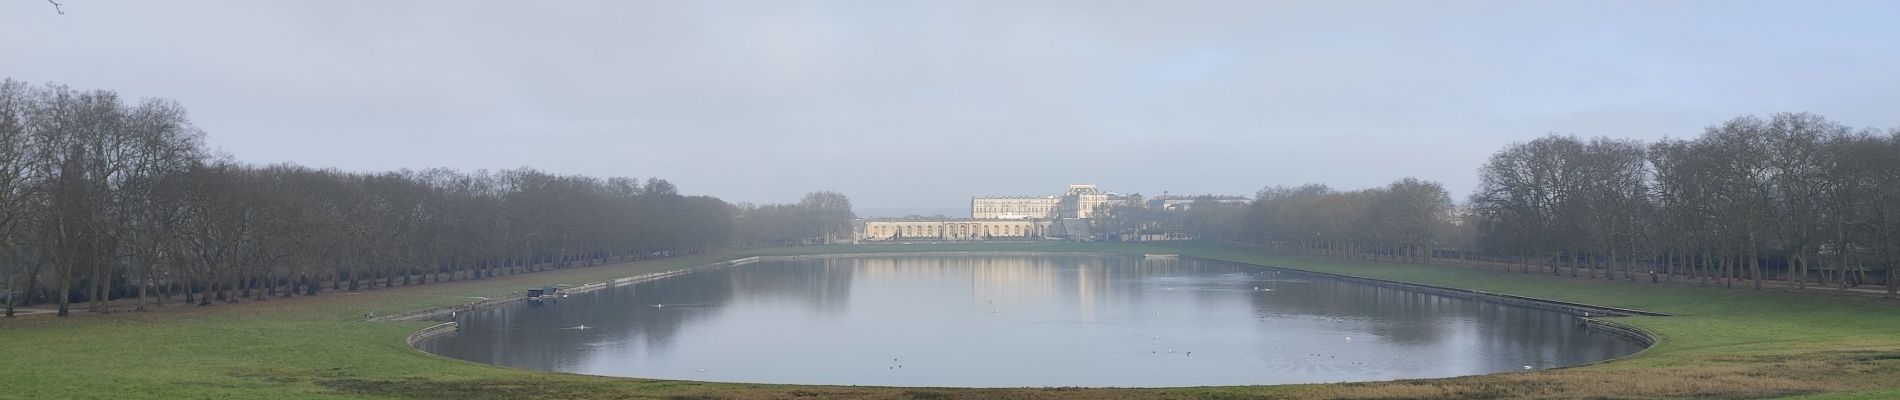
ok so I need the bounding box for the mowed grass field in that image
[1,242,1897,399]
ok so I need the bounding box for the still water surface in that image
[418,256,1643,387]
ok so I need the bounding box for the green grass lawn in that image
[2,242,1897,399]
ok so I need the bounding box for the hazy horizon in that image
[6,0,1898,210]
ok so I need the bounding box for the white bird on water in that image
[1523,366,1534,370]
[653,304,664,308]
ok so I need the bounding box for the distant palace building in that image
[969,196,1058,220]
[970,184,1116,220]
[857,218,1057,242]
[855,184,1140,243]
[854,183,1252,243]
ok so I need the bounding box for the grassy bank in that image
[1,242,1896,399]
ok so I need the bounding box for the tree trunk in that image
[1724,253,1735,289]
[135,262,149,312]
[1665,251,1677,282]
[22,266,38,307]
[1605,249,1617,280]
[2,250,15,318]
[1750,245,1763,290]
[1886,258,1895,299]
[228,274,241,303]
[1626,240,1638,282]
[54,259,73,317]
[1794,253,1808,290]
[93,245,111,314]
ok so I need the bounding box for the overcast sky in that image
[5,1,1897,212]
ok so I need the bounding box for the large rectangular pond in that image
[417,255,1644,387]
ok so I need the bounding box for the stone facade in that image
[1055,184,1115,219]
[970,196,1059,220]
[973,184,1118,220]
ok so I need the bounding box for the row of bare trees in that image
[729,191,856,247]
[0,79,856,318]
[1237,178,1456,263]
[1227,113,1897,297]
[1470,113,1900,296]
[1093,195,1252,242]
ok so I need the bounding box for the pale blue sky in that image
[4,1,1896,211]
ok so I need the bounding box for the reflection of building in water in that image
[967,257,1063,307]
[848,256,1061,314]
[1071,257,1104,320]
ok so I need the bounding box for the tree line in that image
[0,79,855,318]
[1224,112,1899,297]
[1236,178,1455,263]
[1469,113,1899,296]
[1095,194,1253,242]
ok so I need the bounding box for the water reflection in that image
[418,256,1642,387]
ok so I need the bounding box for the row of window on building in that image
[863,223,1046,238]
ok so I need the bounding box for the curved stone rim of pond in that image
[400,251,1665,388]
